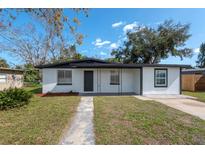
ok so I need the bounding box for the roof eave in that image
[0,68,24,73]
[36,64,191,69]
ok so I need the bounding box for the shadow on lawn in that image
[25,87,42,94]
[30,87,42,94]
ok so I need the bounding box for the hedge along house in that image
[36,59,189,95]
[0,68,24,91]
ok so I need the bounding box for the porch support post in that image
[120,68,122,95]
[180,67,182,95]
[140,67,143,95]
[97,68,101,93]
[97,68,98,93]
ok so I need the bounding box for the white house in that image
[0,68,24,91]
[36,58,189,95]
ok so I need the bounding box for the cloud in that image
[100,51,107,56]
[123,21,138,33]
[110,43,118,49]
[194,48,200,53]
[92,38,111,48]
[112,21,123,28]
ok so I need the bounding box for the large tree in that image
[0,9,87,45]
[0,24,83,65]
[0,9,88,65]
[196,43,205,68]
[0,58,9,68]
[112,20,193,64]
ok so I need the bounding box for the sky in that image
[1,8,205,67]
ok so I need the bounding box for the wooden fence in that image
[182,74,205,91]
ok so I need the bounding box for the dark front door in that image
[84,71,93,91]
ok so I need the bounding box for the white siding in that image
[40,68,78,93]
[42,68,140,94]
[142,67,180,95]
[134,69,141,94]
[100,69,140,93]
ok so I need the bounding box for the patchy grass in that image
[94,96,205,145]
[0,87,80,144]
[183,91,205,103]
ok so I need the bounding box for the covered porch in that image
[84,68,142,94]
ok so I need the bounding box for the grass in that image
[0,86,80,144]
[183,91,205,103]
[94,96,205,145]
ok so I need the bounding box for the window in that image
[110,70,120,85]
[0,74,7,83]
[57,70,72,85]
[154,69,168,87]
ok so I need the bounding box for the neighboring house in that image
[36,58,189,95]
[182,68,205,91]
[0,68,24,91]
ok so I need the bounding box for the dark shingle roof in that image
[182,68,205,74]
[35,58,190,69]
[0,67,24,74]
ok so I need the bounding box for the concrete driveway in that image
[135,95,205,120]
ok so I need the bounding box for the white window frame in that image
[110,70,120,85]
[0,73,7,83]
[57,70,72,85]
[154,69,168,87]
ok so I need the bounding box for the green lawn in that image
[183,91,205,103]
[0,86,80,144]
[94,96,205,145]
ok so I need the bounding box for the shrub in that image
[0,88,33,110]
[23,64,40,83]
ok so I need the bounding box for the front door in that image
[84,71,93,92]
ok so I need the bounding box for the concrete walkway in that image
[60,97,95,145]
[135,95,205,120]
